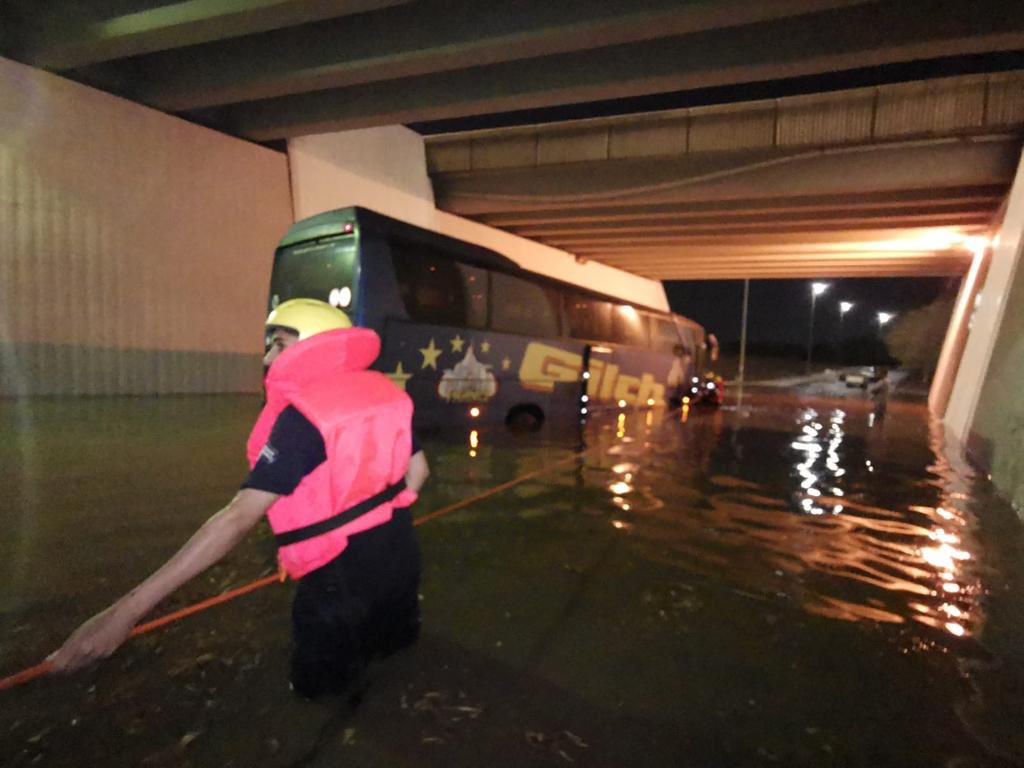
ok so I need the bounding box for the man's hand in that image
[45,489,278,675]
[48,602,138,673]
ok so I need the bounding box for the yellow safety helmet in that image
[265,298,351,340]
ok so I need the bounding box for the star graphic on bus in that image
[419,338,442,370]
[450,335,465,353]
[386,361,412,390]
[480,341,491,353]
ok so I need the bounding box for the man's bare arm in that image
[49,488,278,673]
[405,450,430,493]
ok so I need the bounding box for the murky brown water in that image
[3,391,1024,766]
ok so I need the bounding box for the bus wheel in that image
[506,404,545,432]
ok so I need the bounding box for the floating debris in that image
[563,731,589,748]
[525,729,590,761]
[27,726,52,744]
[178,730,201,750]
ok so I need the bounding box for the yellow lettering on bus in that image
[519,342,582,392]
[599,364,620,400]
[613,374,640,404]
[517,341,668,405]
[636,373,665,404]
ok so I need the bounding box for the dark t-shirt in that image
[242,405,420,495]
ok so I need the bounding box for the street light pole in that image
[806,282,830,374]
[838,301,854,365]
[737,278,749,409]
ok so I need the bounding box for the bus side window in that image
[391,241,466,326]
[491,272,560,337]
[565,293,611,342]
[458,263,488,329]
[611,304,648,347]
[676,321,704,371]
[651,317,682,353]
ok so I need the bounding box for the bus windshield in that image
[269,236,358,313]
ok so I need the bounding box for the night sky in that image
[663,277,960,347]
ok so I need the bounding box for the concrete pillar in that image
[286,127,671,311]
[944,147,1024,509]
[928,242,990,417]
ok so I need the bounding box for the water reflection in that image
[790,408,848,515]
[582,395,984,643]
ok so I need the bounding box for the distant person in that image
[50,299,429,700]
[706,333,720,364]
[868,366,891,419]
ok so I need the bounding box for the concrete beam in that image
[509,206,997,236]
[20,0,410,69]
[625,265,970,279]
[427,70,1024,174]
[595,254,971,279]
[433,138,1021,216]
[107,0,875,111]
[195,0,1024,140]
[475,187,1009,227]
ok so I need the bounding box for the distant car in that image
[839,366,881,388]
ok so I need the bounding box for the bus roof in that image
[279,206,687,320]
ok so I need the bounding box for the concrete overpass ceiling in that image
[2,0,1023,280]
[427,72,1024,280]
[1,0,1022,137]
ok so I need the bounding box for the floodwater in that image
[3,391,1024,767]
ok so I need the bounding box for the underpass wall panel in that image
[470,135,537,170]
[536,128,608,165]
[776,88,875,146]
[608,115,689,158]
[946,148,1024,510]
[874,76,987,138]
[687,101,776,152]
[426,140,472,173]
[986,72,1024,127]
[0,56,293,396]
[960,242,1024,509]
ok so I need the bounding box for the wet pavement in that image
[3,390,1024,767]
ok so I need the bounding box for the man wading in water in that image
[50,299,429,698]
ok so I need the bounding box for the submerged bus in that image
[267,207,719,429]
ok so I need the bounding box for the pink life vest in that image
[246,327,417,579]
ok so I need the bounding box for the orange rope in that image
[0,662,52,691]
[129,573,282,636]
[0,451,584,692]
[413,452,581,527]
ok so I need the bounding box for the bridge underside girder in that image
[431,135,1019,279]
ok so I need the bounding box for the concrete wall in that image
[962,214,1024,509]
[288,127,670,311]
[929,243,990,417]
[0,56,293,395]
[944,148,1024,510]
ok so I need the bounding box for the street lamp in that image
[806,282,830,373]
[877,311,895,326]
